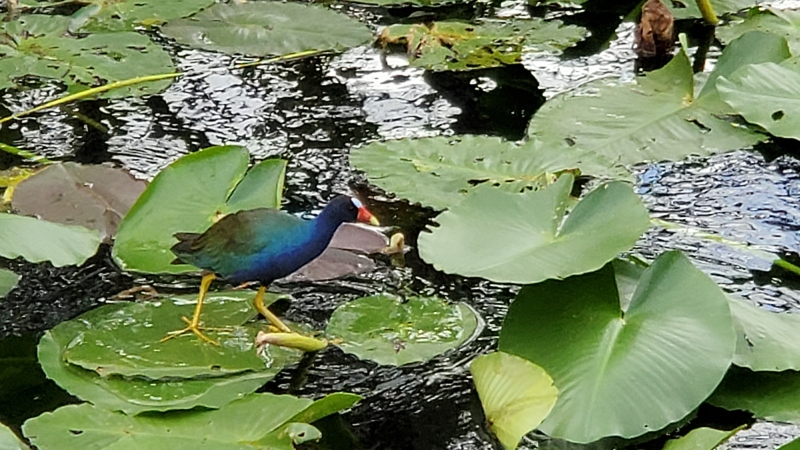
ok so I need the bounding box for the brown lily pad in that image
[12,163,147,243]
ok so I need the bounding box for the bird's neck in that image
[310,208,345,244]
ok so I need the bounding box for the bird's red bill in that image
[357,207,380,226]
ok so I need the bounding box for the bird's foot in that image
[255,330,328,353]
[160,316,233,346]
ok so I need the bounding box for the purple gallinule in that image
[164,195,379,345]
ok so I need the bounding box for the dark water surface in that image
[2,2,800,449]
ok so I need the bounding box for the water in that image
[2,1,800,448]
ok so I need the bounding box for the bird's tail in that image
[170,232,202,265]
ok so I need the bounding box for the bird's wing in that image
[179,208,305,274]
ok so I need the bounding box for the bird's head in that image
[326,195,380,226]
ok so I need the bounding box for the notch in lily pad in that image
[326,295,481,366]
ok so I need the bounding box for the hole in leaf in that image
[772,110,785,121]
[468,178,489,186]
[69,430,84,435]
[670,0,686,8]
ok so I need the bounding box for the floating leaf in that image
[0,422,27,450]
[350,135,625,210]
[499,252,736,443]
[39,292,301,414]
[718,8,800,54]
[378,19,585,71]
[0,15,174,97]
[12,163,147,243]
[470,351,558,450]
[710,367,800,423]
[0,269,18,298]
[527,32,790,166]
[22,392,358,450]
[113,147,286,274]
[665,0,753,20]
[718,61,800,142]
[326,295,479,366]
[0,213,100,267]
[62,291,285,379]
[161,2,372,57]
[418,175,649,284]
[662,426,742,450]
[64,0,216,32]
[727,296,800,371]
[781,437,800,450]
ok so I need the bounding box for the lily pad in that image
[0,422,27,450]
[662,427,742,450]
[326,295,479,366]
[717,61,800,142]
[727,296,800,372]
[499,252,736,443]
[710,367,800,423]
[666,0,753,20]
[527,32,789,167]
[0,213,101,267]
[161,2,372,57]
[113,146,286,274]
[470,351,558,450]
[22,392,360,450]
[350,135,625,210]
[0,269,19,298]
[39,292,302,414]
[12,163,147,243]
[62,291,284,379]
[0,15,174,97]
[378,19,585,71]
[782,438,800,450]
[718,8,800,54]
[65,0,216,32]
[418,175,649,284]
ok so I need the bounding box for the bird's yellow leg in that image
[161,273,223,345]
[253,285,293,333]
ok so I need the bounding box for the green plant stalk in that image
[0,142,53,164]
[695,0,719,26]
[651,218,800,275]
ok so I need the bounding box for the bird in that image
[163,195,380,345]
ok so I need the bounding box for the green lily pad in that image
[349,135,625,210]
[112,146,286,274]
[39,293,301,414]
[727,296,800,372]
[0,422,27,450]
[22,392,360,450]
[718,61,800,142]
[527,32,789,167]
[418,175,649,284]
[782,438,800,450]
[326,295,479,366]
[62,291,283,379]
[0,269,19,298]
[378,19,585,71]
[161,2,372,57]
[709,367,800,423]
[470,351,558,450]
[718,8,800,54]
[499,252,736,443]
[662,426,743,450]
[0,15,174,97]
[11,163,147,243]
[66,0,215,32]
[665,0,753,20]
[0,213,101,267]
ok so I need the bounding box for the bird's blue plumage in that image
[171,196,361,284]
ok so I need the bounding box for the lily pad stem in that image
[695,0,719,26]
